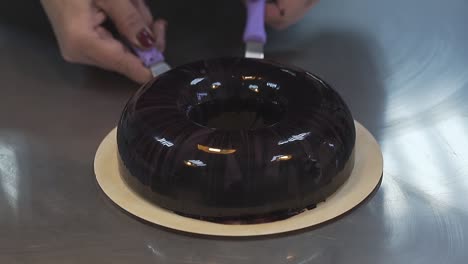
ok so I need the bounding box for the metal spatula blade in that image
[243,0,267,59]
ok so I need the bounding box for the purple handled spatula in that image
[133,46,171,77]
[243,0,267,59]
[132,0,266,75]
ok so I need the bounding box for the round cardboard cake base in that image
[94,121,383,237]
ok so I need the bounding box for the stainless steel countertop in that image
[1,0,468,263]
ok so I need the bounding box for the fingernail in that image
[136,28,155,48]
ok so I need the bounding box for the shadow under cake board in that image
[94,121,383,237]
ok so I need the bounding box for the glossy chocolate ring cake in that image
[117,58,356,223]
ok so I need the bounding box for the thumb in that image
[88,28,152,84]
[96,0,155,49]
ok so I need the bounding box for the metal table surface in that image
[1,0,468,263]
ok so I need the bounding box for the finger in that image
[152,19,167,52]
[266,0,319,29]
[306,0,320,8]
[265,3,282,19]
[87,27,152,84]
[276,0,320,13]
[90,4,107,26]
[133,0,167,52]
[131,0,153,26]
[94,11,107,26]
[95,0,155,49]
[265,3,284,29]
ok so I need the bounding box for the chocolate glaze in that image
[117,58,356,223]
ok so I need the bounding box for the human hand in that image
[265,0,320,29]
[40,0,167,84]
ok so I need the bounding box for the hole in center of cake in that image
[187,97,286,130]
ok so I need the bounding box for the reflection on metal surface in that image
[147,244,164,257]
[0,143,19,213]
[435,116,468,168]
[197,144,237,154]
[393,129,448,193]
[379,177,412,248]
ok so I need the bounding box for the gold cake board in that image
[94,121,383,237]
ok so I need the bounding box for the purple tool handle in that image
[243,0,267,43]
[133,47,165,68]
